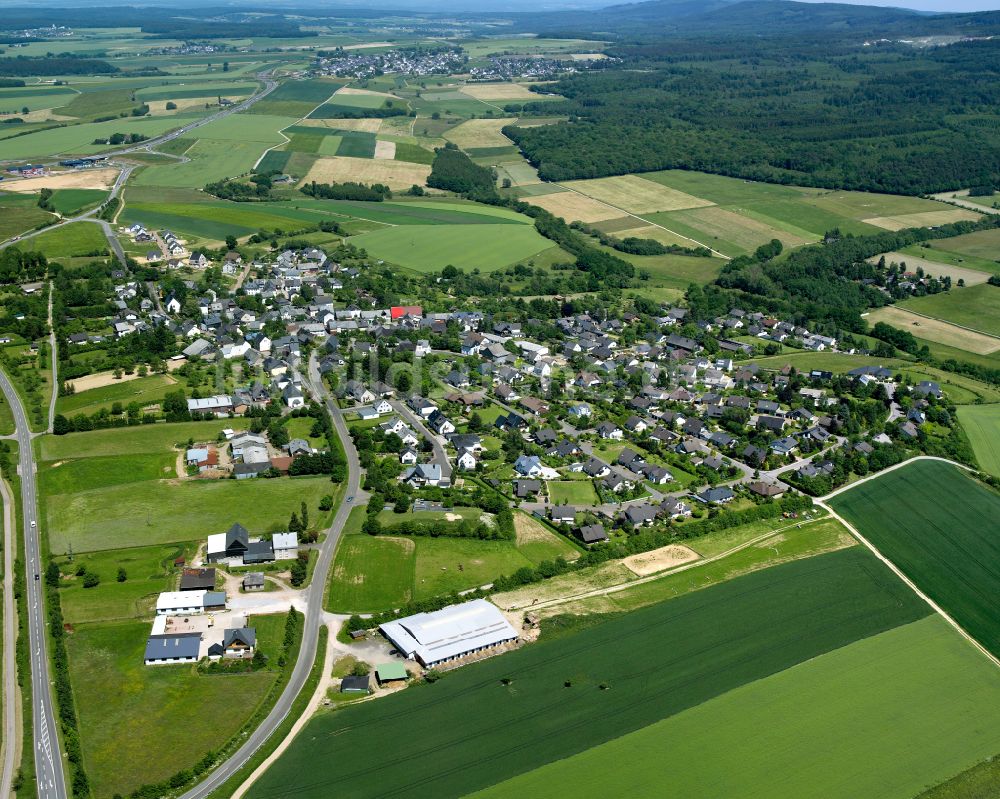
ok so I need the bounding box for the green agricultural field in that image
[68,617,280,798]
[122,199,336,240]
[250,548,928,799]
[0,86,78,113]
[57,373,178,417]
[350,223,551,272]
[46,474,333,553]
[133,138,279,188]
[39,421,245,461]
[243,78,339,117]
[291,197,528,226]
[0,117,190,161]
[957,404,1000,477]
[831,459,1000,658]
[22,222,108,259]
[49,188,107,216]
[547,480,598,506]
[136,82,257,103]
[476,616,1000,799]
[911,227,1000,266]
[335,132,376,158]
[393,142,435,164]
[899,285,1000,337]
[39,453,176,495]
[0,194,54,241]
[54,541,191,624]
[191,113,297,143]
[327,508,576,612]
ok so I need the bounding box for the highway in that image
[0,370,67,799]
[0,476,18,799]
[177,353,363,799]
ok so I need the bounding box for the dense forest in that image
[506,37,1000,195]
[0,55,117,77]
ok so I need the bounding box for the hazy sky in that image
[797,0,999,11]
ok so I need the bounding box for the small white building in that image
[155,590,226,615]
[272,532,299,561]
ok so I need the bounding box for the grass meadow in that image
[475,616,1000,799]
[22,222,109,259]
[957,404,1000,477]
[899,284,1000,337]
[252,548,929,799]
[326,507,578,612]
[68,615,283,798]
[57,373,178,417]
[350,223,551,272]
[831,460,1000,658]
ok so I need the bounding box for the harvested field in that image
[65,369,173,393]
[335,87,400,100]
[613,224,703,248]
[563,174,714,214]
[569,53,608,60]
[373,140,396,160]
[527,191,621,223]
[300,156,430,190]
[461,83,547,101]
[870,251,992,286]
[343,42,394,49]
[3,168,117,193]
[298,118,382,132]
[661,205,814,252]
[146,98,219,115]
[444,118,517,149]
[866,306,1000,355]
[864,209,981,231]
[622,544,699,576]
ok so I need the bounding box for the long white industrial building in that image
[380,599,518,667]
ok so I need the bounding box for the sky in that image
[797,0,999,11]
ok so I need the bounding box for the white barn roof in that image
[156,590,206,612]
[380,599,517,666]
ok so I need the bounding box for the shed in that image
[375,662,409,684]
[340,674,371,694]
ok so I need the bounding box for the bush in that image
[82,572,100,588]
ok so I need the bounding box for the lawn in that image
[475,616,1000,799]
[54,541,192,624]
[350,224,551,272]
[547,480,598,506]
[250,548,929,799]
[46,475,333,553]
[957,404,1000,477]
[57,373,177,417]
[831,459,1000,659]
[899,284,1000,337]
[68,617,279,798]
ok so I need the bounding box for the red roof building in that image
[390,305,422,320]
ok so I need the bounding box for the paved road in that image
[0,476,18,799]
[0,163,134,254]
[0,370,66,799]
[930,191,1000,216]
[177,354,363,799]
[389,400,453,483]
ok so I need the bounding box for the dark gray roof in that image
[223,627,256,649]
[340,674,371,693]
[145,633,201,661]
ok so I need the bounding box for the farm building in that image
[144,633,202,665]
[179,567,216,591]
[155,590,227,615]
[340,674,371,694]
[380,599,518,668]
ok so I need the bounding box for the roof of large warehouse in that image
[380,599,517,663]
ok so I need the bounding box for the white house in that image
[272,532,299,560]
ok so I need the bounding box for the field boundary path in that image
[931,191,1000,217]
[177,355,364,799]
[817,455,1000,670]
[502,515,828,612]
[0,366,67,799]
[0,476,19,799]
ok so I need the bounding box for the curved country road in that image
[176,354,363,799]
